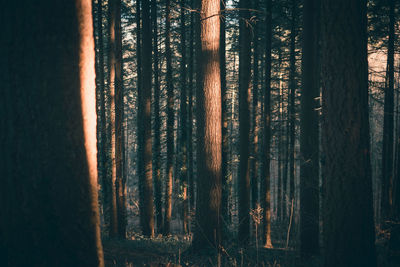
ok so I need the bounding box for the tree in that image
[164,0,174,236]
[108,0,120,238]
[113,0,127,239]
[138,0,155,237]
[238,0,252,245]
[152,0,163,234]
[299,0,320,258]
[262,0,273,249]
[321,0,376,266]
[0,1,104,266]
[192,0,222,250]
[179,0,189,234]
[381,0,395,226]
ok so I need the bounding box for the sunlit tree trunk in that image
[381,0,395,226]
[238,0,251,245]
[321,0,376,265]
[108,0,119,238]
[0,1,104,265]
[138,0,155,237]
[262,0,273,249]
[192,0,222,250]
[299,0,320,257]
[164,0,174,236]
[151,0,163,234]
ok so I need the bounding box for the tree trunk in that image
[321,1,376,265]
[262,0,273,249]
[299,0,320,257]
[180,0,189,234]
[0,1,104,265]
[113,0,126,239]
[192,0,222,250]
[238,0,252,245]
[164,0,174,236]
[151,0,163,234]
[138,0,155,237]
[108,0,119,238]
[381,0,395,226]
[220,0,229,242]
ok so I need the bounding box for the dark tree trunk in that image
[321,0,376,266]
[114,0,127,239]
[151,0,163,234]
[238,0,252,245]
[180,0,189,234]
[381,0,395,226]
[262,0,273,249]
[192,0,222,250]
[138,0,155,237]
[164,0,174,236]
[0,1,104,265]
[299,0,320,258]
[220,0,229,242]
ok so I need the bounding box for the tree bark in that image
[321,0,376,265]
[262,0,273,249]
[138,0,155,237]
[0,1,104,265]
[192,0,222,250]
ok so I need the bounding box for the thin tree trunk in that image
[238,0,252,245]
[180,0,189,234]
[381,0,395,226]
[114,0,126,239]
[262,0,273,249]
[220,0,229,242]
[164,0,174,236]
[152,0,163,234]
[192,0,222,250]
[108,0,119,238]
[1,1,104,265]
[321,0,376,265]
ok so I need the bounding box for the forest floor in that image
[103,233,400,267]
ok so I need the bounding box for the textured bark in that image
[164,0,174,236]
[108,0,119,238]
[113,0,126,239]
[299,0,320,257]
[262,0,273,249]
[0,1,104,266]
[381,0,395,225]
[192,0,222,250]
[238,0,252,245]
[180,0,189,234]
[220,0,229,242]
[321,0,376,266]
[138,0,155,237]
[151,0,163,234]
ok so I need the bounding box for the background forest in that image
[1,0,400,266]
